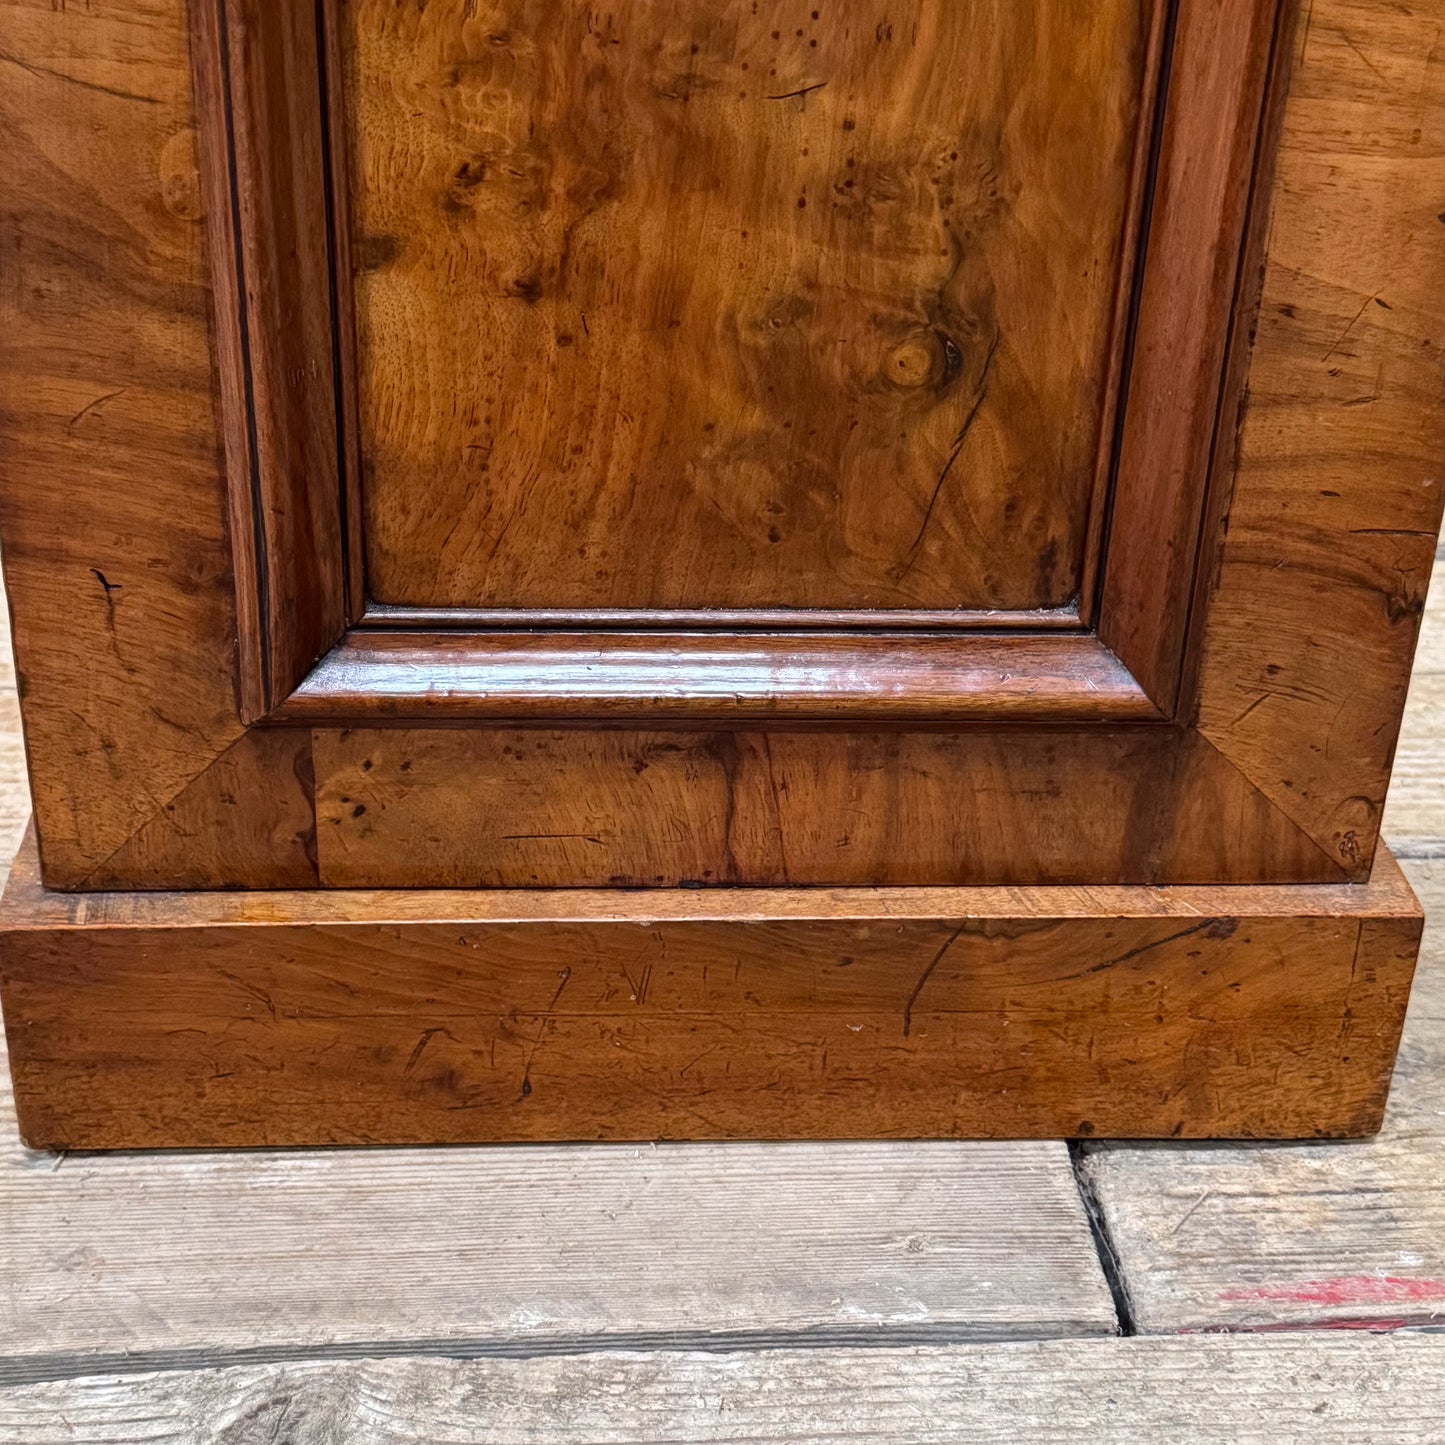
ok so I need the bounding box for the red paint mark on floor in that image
[1221,1276,1445,1307]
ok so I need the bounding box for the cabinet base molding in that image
[0,836,1420,1149]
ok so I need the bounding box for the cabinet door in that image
[2,0,1442,889]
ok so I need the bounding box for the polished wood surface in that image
[79,730,317,892]
[191,0,350,717]
[0,836,1418,1146]
[1097,0,1287,703]
[308,726,1342,888]
[344,0,1151,613]
[279,631,1159,724]
[0,0,256,886]
[1188,0,1445,878]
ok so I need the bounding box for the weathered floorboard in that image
[1382,550,1445,855]
[1383,683,1445,855]
[1082,859,1445,1332]
[5,1338,1445,1443]
[0,1018,1114,1384]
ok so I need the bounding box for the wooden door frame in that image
[2,0,1442,889]
[193,0,1276,728]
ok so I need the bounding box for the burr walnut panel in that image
[342,0,1150,613]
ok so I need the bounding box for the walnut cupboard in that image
[0,0,1441,1145]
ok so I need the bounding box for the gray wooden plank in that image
[1412,550,1445,675]
[1381,551,1444,855]
[1082,857,1445,1331]
[0,713,27,868]
[0,1021,1115,1383]
[4,1337,1445,1443]
[0,601,27,865]
[1382,677,1445,856]
[0,563,14,694]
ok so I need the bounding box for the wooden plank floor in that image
[1379,549,1445,857]
[4,1337,1445,1444]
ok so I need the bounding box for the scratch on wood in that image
[1053,920,1223,984]
[766,81,827,101]
[68,389,127,428]
[902,921,970,1038]
[404,1026,456,1076]
[1349,527,1436,538]
[1334,29,1388,84]
[501,833,604,844]
[1322,293,1377,362]
[516,967,574,1101]
[217,970,278,1021]
[897,331,1000,580]
[0,49,160,105]
[1230,691,1278,729]
[1170,1191,1213,1235]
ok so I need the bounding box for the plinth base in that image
[0,836,1422,1148]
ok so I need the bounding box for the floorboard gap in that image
[1070,1141,1136,1337]
[0,1322,1120,1390]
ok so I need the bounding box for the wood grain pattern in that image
[190,0,349,717]
[76,729,317,891]
[1189,0,1445,877]
[344,0,1152,613]
[1082,857,1445,1333]
[0,836,1417,1147]
[279,631,1160,724]
[0,0,250,886]
[310,726,1342,888]
[7,1339,1445,1444]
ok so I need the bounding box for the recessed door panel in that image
[342,1,1149,613]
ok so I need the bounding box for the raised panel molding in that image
[190,0,1280,731]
